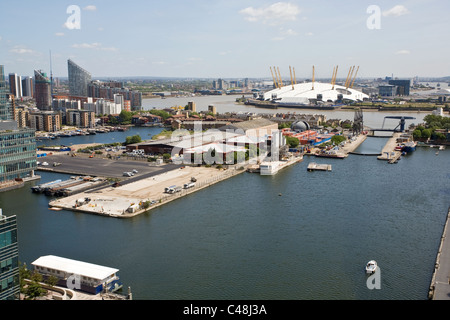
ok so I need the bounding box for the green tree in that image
[125,135,142,145]
[421,129,432,139]
[119,110,133,124]
[331,135,346,145]
[412,129,422,139]
[24,271,47,300]
[285,136,300,148]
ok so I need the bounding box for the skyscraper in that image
[21,76,34,97]
[8,73,22,98]
[0,211,20,300]
[0,66,13,121]
[68,59,91,97]
[34,70,52,111]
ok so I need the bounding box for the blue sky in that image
[0,0,449,79]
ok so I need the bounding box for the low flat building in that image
[31,255,122,295]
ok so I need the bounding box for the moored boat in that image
[365,260,377,274]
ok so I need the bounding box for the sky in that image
[0,0,449,79]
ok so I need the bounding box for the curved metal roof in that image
[263,82,369,103]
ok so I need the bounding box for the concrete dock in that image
[428,207,450,300]
[49,165,248,218]
[377,133,402,163]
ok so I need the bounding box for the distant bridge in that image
[370,116,416,133]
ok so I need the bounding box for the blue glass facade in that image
[0,66,13,121]
[0,129,37,183]
[0,214,19,300]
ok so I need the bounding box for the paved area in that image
[429,207,450,300]
[377,133,401,161]
[37,151,181,179]
[49,165,245,218]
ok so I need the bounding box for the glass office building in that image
[68,59,91,97]
[0,65,37,184]
[0,66,12,121]
[0,213,19,300]
[0,129,37,183]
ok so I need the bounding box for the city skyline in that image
[0,0,449,79]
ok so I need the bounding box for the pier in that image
[307,162,332,171]
[428,207,450,300]
[49,165,248,218]
[377,133,402,163]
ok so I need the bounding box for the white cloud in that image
[72,43,117,51]
[240,2,301,25]
[396,50,411,55]
[55,32,65,37]
[271,28,298,41]
[83,5,97,11]
[383,5,410,17]
[9,46,34,54]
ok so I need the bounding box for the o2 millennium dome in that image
[255,66,369,109]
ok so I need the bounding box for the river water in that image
[1,96,448,300]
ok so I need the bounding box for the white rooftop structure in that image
[32,255,119,281]
[263,81,369,105]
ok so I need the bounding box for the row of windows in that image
[0,132,35,142]
[34,265,100,283]
[0,257,18,274]
[0,275,19,295]
[0,230,17,249]
[0,145,36,155]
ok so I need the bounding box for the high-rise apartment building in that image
[34,70,52,111]
[8,73,22,98]
[68,59,91,97]
[0,211,20,300]
[0,66,13,121]
[21,76,33,97]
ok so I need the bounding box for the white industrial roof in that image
[183,142,247,154]
[32,255,119,281]
[263,82,369,103]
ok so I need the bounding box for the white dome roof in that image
[263,82,369,104]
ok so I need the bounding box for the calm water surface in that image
[1,101,448,300]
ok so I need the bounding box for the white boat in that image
[439,146,445,151]
[366,260,377,274]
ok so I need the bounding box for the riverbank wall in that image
[428,207,450,300]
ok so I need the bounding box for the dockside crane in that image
[312,66,315,90]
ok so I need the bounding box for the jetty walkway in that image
[429,207,450,300]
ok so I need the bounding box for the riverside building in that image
[68,59,91,98]
[0,65,37,186]
[0,211,20,300]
